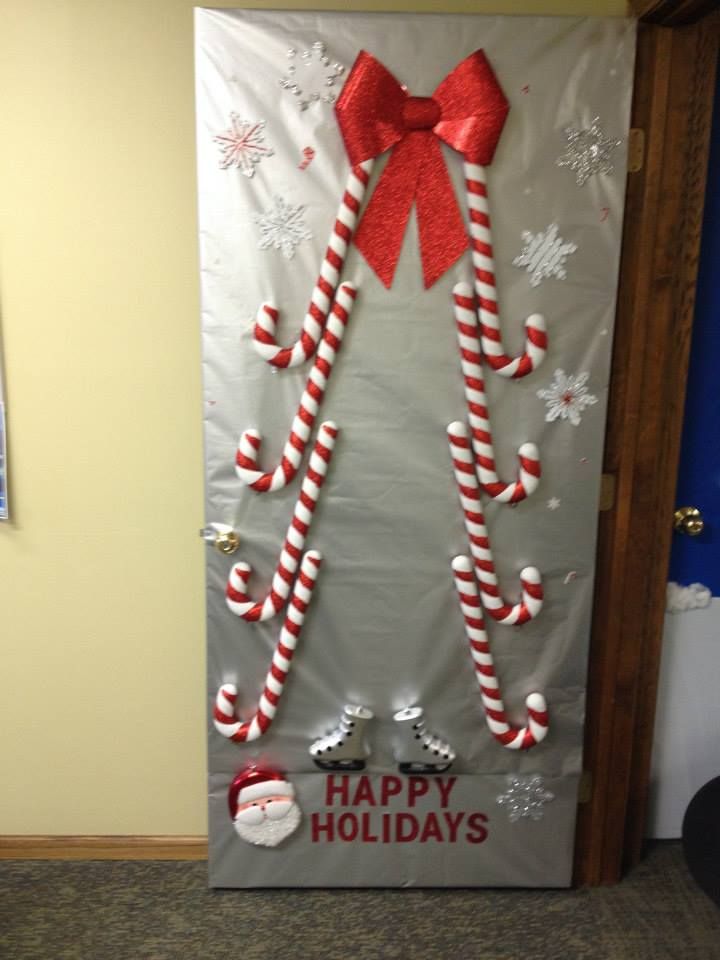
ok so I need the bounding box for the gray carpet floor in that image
[1,842,719,960]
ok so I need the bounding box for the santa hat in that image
[227,766,295,818]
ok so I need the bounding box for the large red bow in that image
[335,50,509,289]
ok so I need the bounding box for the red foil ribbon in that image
[335,50,510,289]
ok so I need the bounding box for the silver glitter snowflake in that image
[556,117,622,187]
[537,369,598,427]
[497,775,555,822]
[254,196,312,260]
[513,223,577,287]
[280,40,345,111]
[213,115,274,177]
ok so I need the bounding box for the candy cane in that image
[452,282,541,503]
[447,421,543,625]
[236,284,356,493]
[452,555,548,749]
[214,550,321,742]
[253,161,373,368]
[226,422,337,621]
[465,162,547,379]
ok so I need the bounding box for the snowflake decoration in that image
[513,223,577,287]
[280,40,345,111]
[213,115,273,177]
[537,369,598,426]
[557,116,622,187]
[254,195,312,260]
[547,497,561,511]
[497,775,555,822]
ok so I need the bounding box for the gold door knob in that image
[214,530,240,555]
[200,523,240,555]
[673,506,704,537]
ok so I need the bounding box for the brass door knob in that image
[673,506,704,537]
[200,523,240,555]
[214,530,240,555]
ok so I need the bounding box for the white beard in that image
[233,802,301,848]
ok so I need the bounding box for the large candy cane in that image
[214,551,321,742]
[226,422,337,621]
[253,161,373,368]
[465,162,547,379]
[452,555,548,749]
[236,284,356,493]
[452,282,540,503]
[447,421,543,625]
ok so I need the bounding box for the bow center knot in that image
[402,96,441,131]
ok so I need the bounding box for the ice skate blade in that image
[312,758,366,772]
[398,761,453,775]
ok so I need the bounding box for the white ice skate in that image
[309,705,374,771]
[392,706,456,774]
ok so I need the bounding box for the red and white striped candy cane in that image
[226,422,337,622]
[447,420,543,625]
[214,550,321,742]
[452,282,541,503]
[253,161,373,369]
[452,555,548,749]
[465,162,547,380]
[236,284,356,493]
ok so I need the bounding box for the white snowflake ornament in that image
[547,497,561,511]
[513,223,577,287]
[497,775,555,822]
[213,115,274,177]
[280,40,345,110]
[537,369,598,426]
[254,196,312,260]
[557,116,622,187]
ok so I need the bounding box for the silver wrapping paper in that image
[195,8,636,888]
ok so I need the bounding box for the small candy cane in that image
[253,161,373,368]
[236,284,356,492]
[452,282,541,503]
[452,555,548,749]
[214,550,321,742]
[465,162,547,379]
[226,422,337,622]
[447,421,543,625]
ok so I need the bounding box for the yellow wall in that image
[0,0,627,836]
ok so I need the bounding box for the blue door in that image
[649,68,720,838]
[668,68,720,594]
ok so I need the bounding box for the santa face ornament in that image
[228,766,301,848]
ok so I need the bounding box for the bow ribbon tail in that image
[415,137,469,289]
[353,132,469,290]
[352,137,421,289]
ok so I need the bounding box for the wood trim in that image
[574,13,719,885]
[632,0,720,26]
[0,836,208,861]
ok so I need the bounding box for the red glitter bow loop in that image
[335,49,510,289]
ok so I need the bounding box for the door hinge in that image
[599,473,616,512]
[628,128,645,173]
[578,770,593,804]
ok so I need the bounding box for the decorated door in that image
[195,9,636,887]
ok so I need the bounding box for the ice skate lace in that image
[311,717,356,753]
[421,731,454,760]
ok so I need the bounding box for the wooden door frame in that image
[575,0,720,885]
